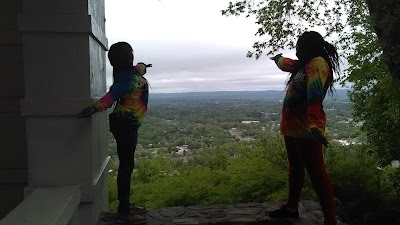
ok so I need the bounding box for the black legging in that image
[284,136,336,223]
[110,116,138,216]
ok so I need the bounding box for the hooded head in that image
[108,42,134,69]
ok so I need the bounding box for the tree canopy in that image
[222,0,400,82]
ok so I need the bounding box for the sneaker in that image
[269,205,299,219]
[130,203,147,214]
[116,213,147,224]
[324,219,338,225]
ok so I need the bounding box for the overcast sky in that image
[105,0,295,93]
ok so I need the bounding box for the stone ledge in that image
[0,186,80,225]
[97,201,348,225]
[22,156,111,203]
[18,14,107,49]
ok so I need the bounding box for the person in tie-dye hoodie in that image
[268,31,341,225]
[77,42,150,224]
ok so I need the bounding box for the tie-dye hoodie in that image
[274,56,330,138]
[92,63,149,127]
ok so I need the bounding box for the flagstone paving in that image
[98,201,348,225]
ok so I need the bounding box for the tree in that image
[365,0,400,83]
[222,0,400,82]
[222,0,400,164]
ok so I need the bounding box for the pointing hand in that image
[77,106,96,118]
[270,53,282,61]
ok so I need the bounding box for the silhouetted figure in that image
[269,31,341,225]
[77,42,151,224]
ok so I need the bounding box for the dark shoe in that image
[116,213,147,224]
[324,219,338,225]
[269,205,299,219]
[130,203,147,214]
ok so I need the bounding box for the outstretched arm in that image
[77,63,152,118]
[270,53,298,73]
[77,82,128,118]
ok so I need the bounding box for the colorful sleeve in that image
[275,56,299,72]
[305,57,329,129]
[92,82,129,112]
[135,63,147,75]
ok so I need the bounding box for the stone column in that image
[0,0,27,220]
[0,0,109,224]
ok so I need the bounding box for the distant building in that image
[176,145,189,156]
[334,138,359,146]
[326,106,337,111]
[242,121,260,124]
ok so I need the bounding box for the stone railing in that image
[0,186,81,225]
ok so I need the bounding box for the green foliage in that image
[255,134,287,170]
[108,176,118,211]
[325,144,382,198]
[135,155,175,183]
[106,96,399,223]
[132,167,230,208]
[199,144,229,170]
[380,166,400,198]
[108,135,400,217]
[349,77,400,165]
[108,132,291,209]
[222,0,353,58]
[323,144,400,222]
[339,1,400,165]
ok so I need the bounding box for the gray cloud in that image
[106,40,291,93]
[104,1,346,94]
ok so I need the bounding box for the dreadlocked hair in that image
[287,31,341,93]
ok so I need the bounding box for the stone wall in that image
[0,0,109,224]
[0,0,27,219]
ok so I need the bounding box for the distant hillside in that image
[151,89,350,100]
